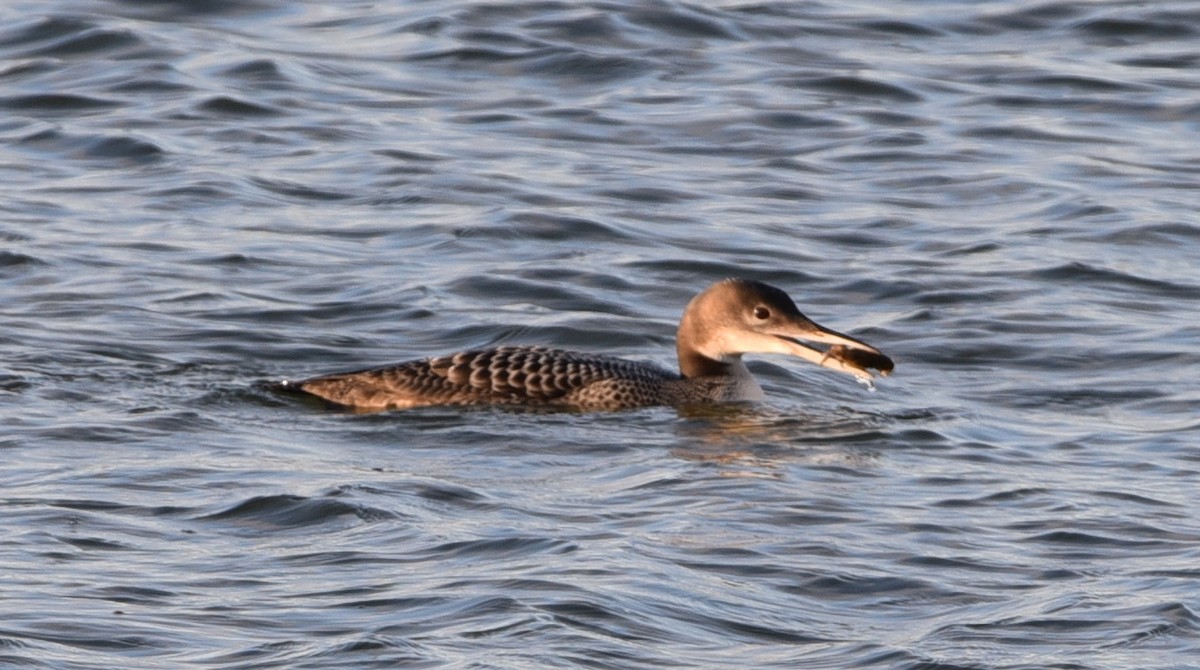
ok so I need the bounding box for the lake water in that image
[2,1,1199,668]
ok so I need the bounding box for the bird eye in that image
[753,306,770,320]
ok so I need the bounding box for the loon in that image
[280,278,894,411]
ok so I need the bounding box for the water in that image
[2,0,1199,667]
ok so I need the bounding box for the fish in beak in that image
[770,317,894,382]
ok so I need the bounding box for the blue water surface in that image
[2,1,1199,668]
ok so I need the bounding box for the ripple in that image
[1119,53,1200,69]
[625,5,741,40]
[961,124,1125,144]
[0,250,45,271]
[1024,530,1172,550]
[852,19,944,37]
[424,536,576,560]
[200,494,397,530]
[249,176,355,201]
[1075,16,1198,40]
[524,50,646,84]
[26,27,146,58]
[218,58,293,84]
[784,75,924,103]
[196,95,285,117]
[17,128,167,163]
[1027,262,1200,300]
[593,185,701,204]
[0,16,97,51]
[4,1,1200,668]
[0,93,120,112]
[962,4,1089,32]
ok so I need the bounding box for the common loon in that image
[280,278,893,411]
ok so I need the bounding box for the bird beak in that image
[772,318,894,381]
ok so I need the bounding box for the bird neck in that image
[676,300,731,378]
[677,348,735,378]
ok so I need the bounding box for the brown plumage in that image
[280,279,893,411]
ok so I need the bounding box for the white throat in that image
[723,358,765,402]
